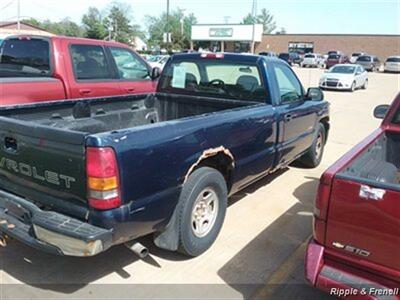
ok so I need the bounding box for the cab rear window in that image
[159,58,268,103]
[0,38,51,77]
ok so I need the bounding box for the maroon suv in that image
[326,54,350,69]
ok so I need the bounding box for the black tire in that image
[297,123,326,168]
[362,79,368,90]
[177,167,227,257]
[350,81,356,92]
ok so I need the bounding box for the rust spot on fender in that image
[184,146,235,183]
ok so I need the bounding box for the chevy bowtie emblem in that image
[332,242,345,249]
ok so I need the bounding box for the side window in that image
[273,63,303,103]
[109,47,150,80]
[70,44,112,80]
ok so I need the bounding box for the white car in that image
[147,55,170,70]
[319,64,368,92]
[301,53,325,68]
[384,56,400,73]
[350,52,365,64]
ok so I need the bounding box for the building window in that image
[288,42,314,54]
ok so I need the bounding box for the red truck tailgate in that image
[325,177,400,273]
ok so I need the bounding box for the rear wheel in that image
[177,167,227,257]
[297,123,326,168]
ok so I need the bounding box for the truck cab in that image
[0,35,157,106]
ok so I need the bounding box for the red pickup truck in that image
[0,35,158,106]
[306,93,400,298]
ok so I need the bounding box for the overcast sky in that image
[1,0,399,34]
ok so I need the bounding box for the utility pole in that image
[17,0,21,31]
[251,0,257,54]
[166,0,170,51]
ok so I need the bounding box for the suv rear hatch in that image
[0,115,88,219]
[325,131,400,278]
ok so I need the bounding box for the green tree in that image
[257,8,276,33]
[241,8,277,33]
[104,2,140,44]
[82,7,107,40]
[22,18,41,27]
[146,9,197,51]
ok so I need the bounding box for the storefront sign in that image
[209,28,233,38]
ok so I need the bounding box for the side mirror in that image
[373,105,390,119]
[306,87,324,101]
[151,67,161,80]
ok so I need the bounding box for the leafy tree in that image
[82,7,107,40]
[257,8,276,33]
[104,2,139,44]
[241,8,277,33]
[146,9,197,51]
[242,13,256,25]
[22,18,41,27]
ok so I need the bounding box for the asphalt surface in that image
[0,68,399,300]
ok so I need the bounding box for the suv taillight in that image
[86,147,121,210]
[313,173,332,244]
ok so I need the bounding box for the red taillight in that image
[314,174,332,221]
[313,173,332,244]
[86,147,121,210]
[200,53,224,59]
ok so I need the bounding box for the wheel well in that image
[185,148,235,192]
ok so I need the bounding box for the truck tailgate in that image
[325,177,400,275]
[0,117,88,217]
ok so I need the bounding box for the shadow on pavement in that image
[0,173,331,299]
[217,176,334,299]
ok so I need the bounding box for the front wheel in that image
[350,81,356,92]
[362,79,368,90]
[177,167,227,257]
[297,123,326,168]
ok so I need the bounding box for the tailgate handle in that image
[4,137,17,152]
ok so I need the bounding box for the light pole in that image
[166,0,170,50]
[251,0,257,54]
[17,0,21,31]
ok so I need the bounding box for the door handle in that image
[79,89,92,96]
[284,114,293,122]
[124,87,136,93]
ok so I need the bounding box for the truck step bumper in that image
[0,190,113,256]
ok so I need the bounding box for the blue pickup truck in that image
[0,53,329,257]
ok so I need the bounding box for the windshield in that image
[386,57,400,63]
[352,53,362,57]
[159,57,267,103]
[0,38,51,77]
[357,56,371,62]
[330,65,356,74]
[304,54,315,58]
[328,54,340,60]
[279,53,289,59]
[147,56,162,62]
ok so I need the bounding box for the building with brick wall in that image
[257,34,399,60]
[191,24,399,60]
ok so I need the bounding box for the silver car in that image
[355,55,381,72]
[384,56,400,73]
[301,53,325,68]
[319,64,368,92]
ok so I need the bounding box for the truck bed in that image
[0,93,258,134]
[339,131,400,187]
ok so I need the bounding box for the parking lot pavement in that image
[1,69,399,299]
